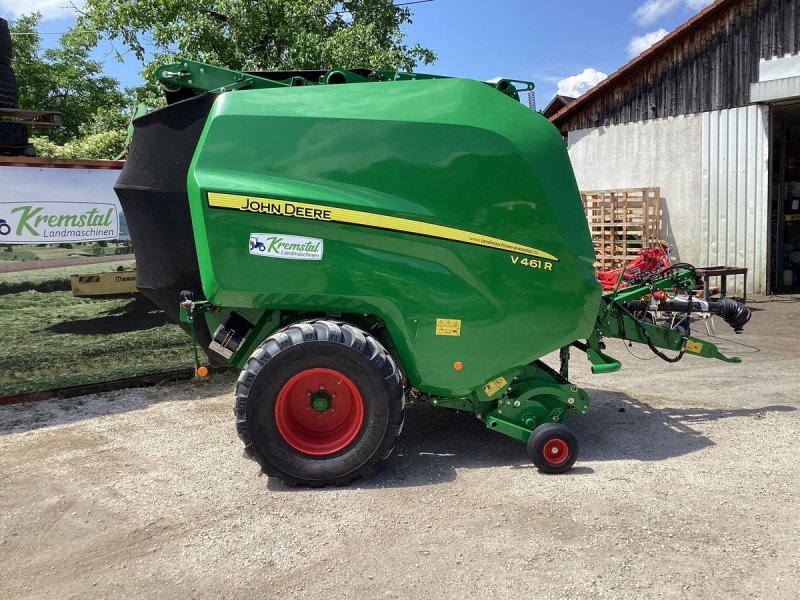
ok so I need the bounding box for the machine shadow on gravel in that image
[267,389,796,490]
[570,389,795,463]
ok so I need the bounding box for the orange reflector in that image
[196,366,209,377]
[453,361,463,371]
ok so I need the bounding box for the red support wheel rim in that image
[274,368,365,456]
[542,438,570,465]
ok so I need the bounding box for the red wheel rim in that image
[542,438,570,465]
[274,368,364,456]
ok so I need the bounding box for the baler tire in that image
[527,422,579,474]
[0,19,11,66]
[0,64,18,108]
[234,319,405,487]
[0,121,27,147]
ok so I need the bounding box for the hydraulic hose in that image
[623,297,752,333]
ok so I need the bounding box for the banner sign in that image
[0,201,118,243]
[0,165,127,244]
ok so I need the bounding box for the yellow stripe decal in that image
[207,192,559,261]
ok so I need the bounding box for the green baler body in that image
[115,62,746,482]
[182,79,599,396]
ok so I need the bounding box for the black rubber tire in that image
[235,319,405,486]
[527,422,579,474]
[0,53,25,147]
[0,19,11,66]
[0,121,27,146]
[0,64,18,108]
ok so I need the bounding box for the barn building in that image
[542,94,576,120]
[550,0,800,294]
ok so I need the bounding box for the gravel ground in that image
[1,295,798,599]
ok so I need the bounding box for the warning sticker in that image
[435,318,461,336]
[483,376,508,397]
[684,340,704,354]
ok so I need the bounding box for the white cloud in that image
[627,28,669,57]
[634,0,679,26]
[485,76,503,84]
[633,0,714,26]
[685,0,714,9]
[556,68,608,97]
[0,0,84,21]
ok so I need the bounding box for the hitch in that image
[583,266,750,371]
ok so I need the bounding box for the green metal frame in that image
[586,267,741,373]
[401,359,589,445]
[156,59,534,100]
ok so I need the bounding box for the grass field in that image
[0,242,131,262]
[0,262,195,396]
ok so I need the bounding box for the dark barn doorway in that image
[770,103,800,294]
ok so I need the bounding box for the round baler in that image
[116,61,749,486]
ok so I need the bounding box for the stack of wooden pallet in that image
[581,187,661,270]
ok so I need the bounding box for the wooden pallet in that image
[581,188,661,270]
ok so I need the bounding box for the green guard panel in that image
[187,78,600,396]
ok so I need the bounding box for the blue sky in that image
[1,0,714,108]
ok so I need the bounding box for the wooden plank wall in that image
[556,0,799,132]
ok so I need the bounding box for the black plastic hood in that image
[114,92,223,363]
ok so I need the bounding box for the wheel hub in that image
[275,368,364,456]
[542,438,569,465]
[310,390,332,412]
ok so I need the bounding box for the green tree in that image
[10,2,435,159]
[11,13,128,155]
[32,107,128,159]
[80,0,436,76]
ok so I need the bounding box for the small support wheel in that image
[527,422,579,474]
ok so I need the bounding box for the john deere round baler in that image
[116,61,749,486]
